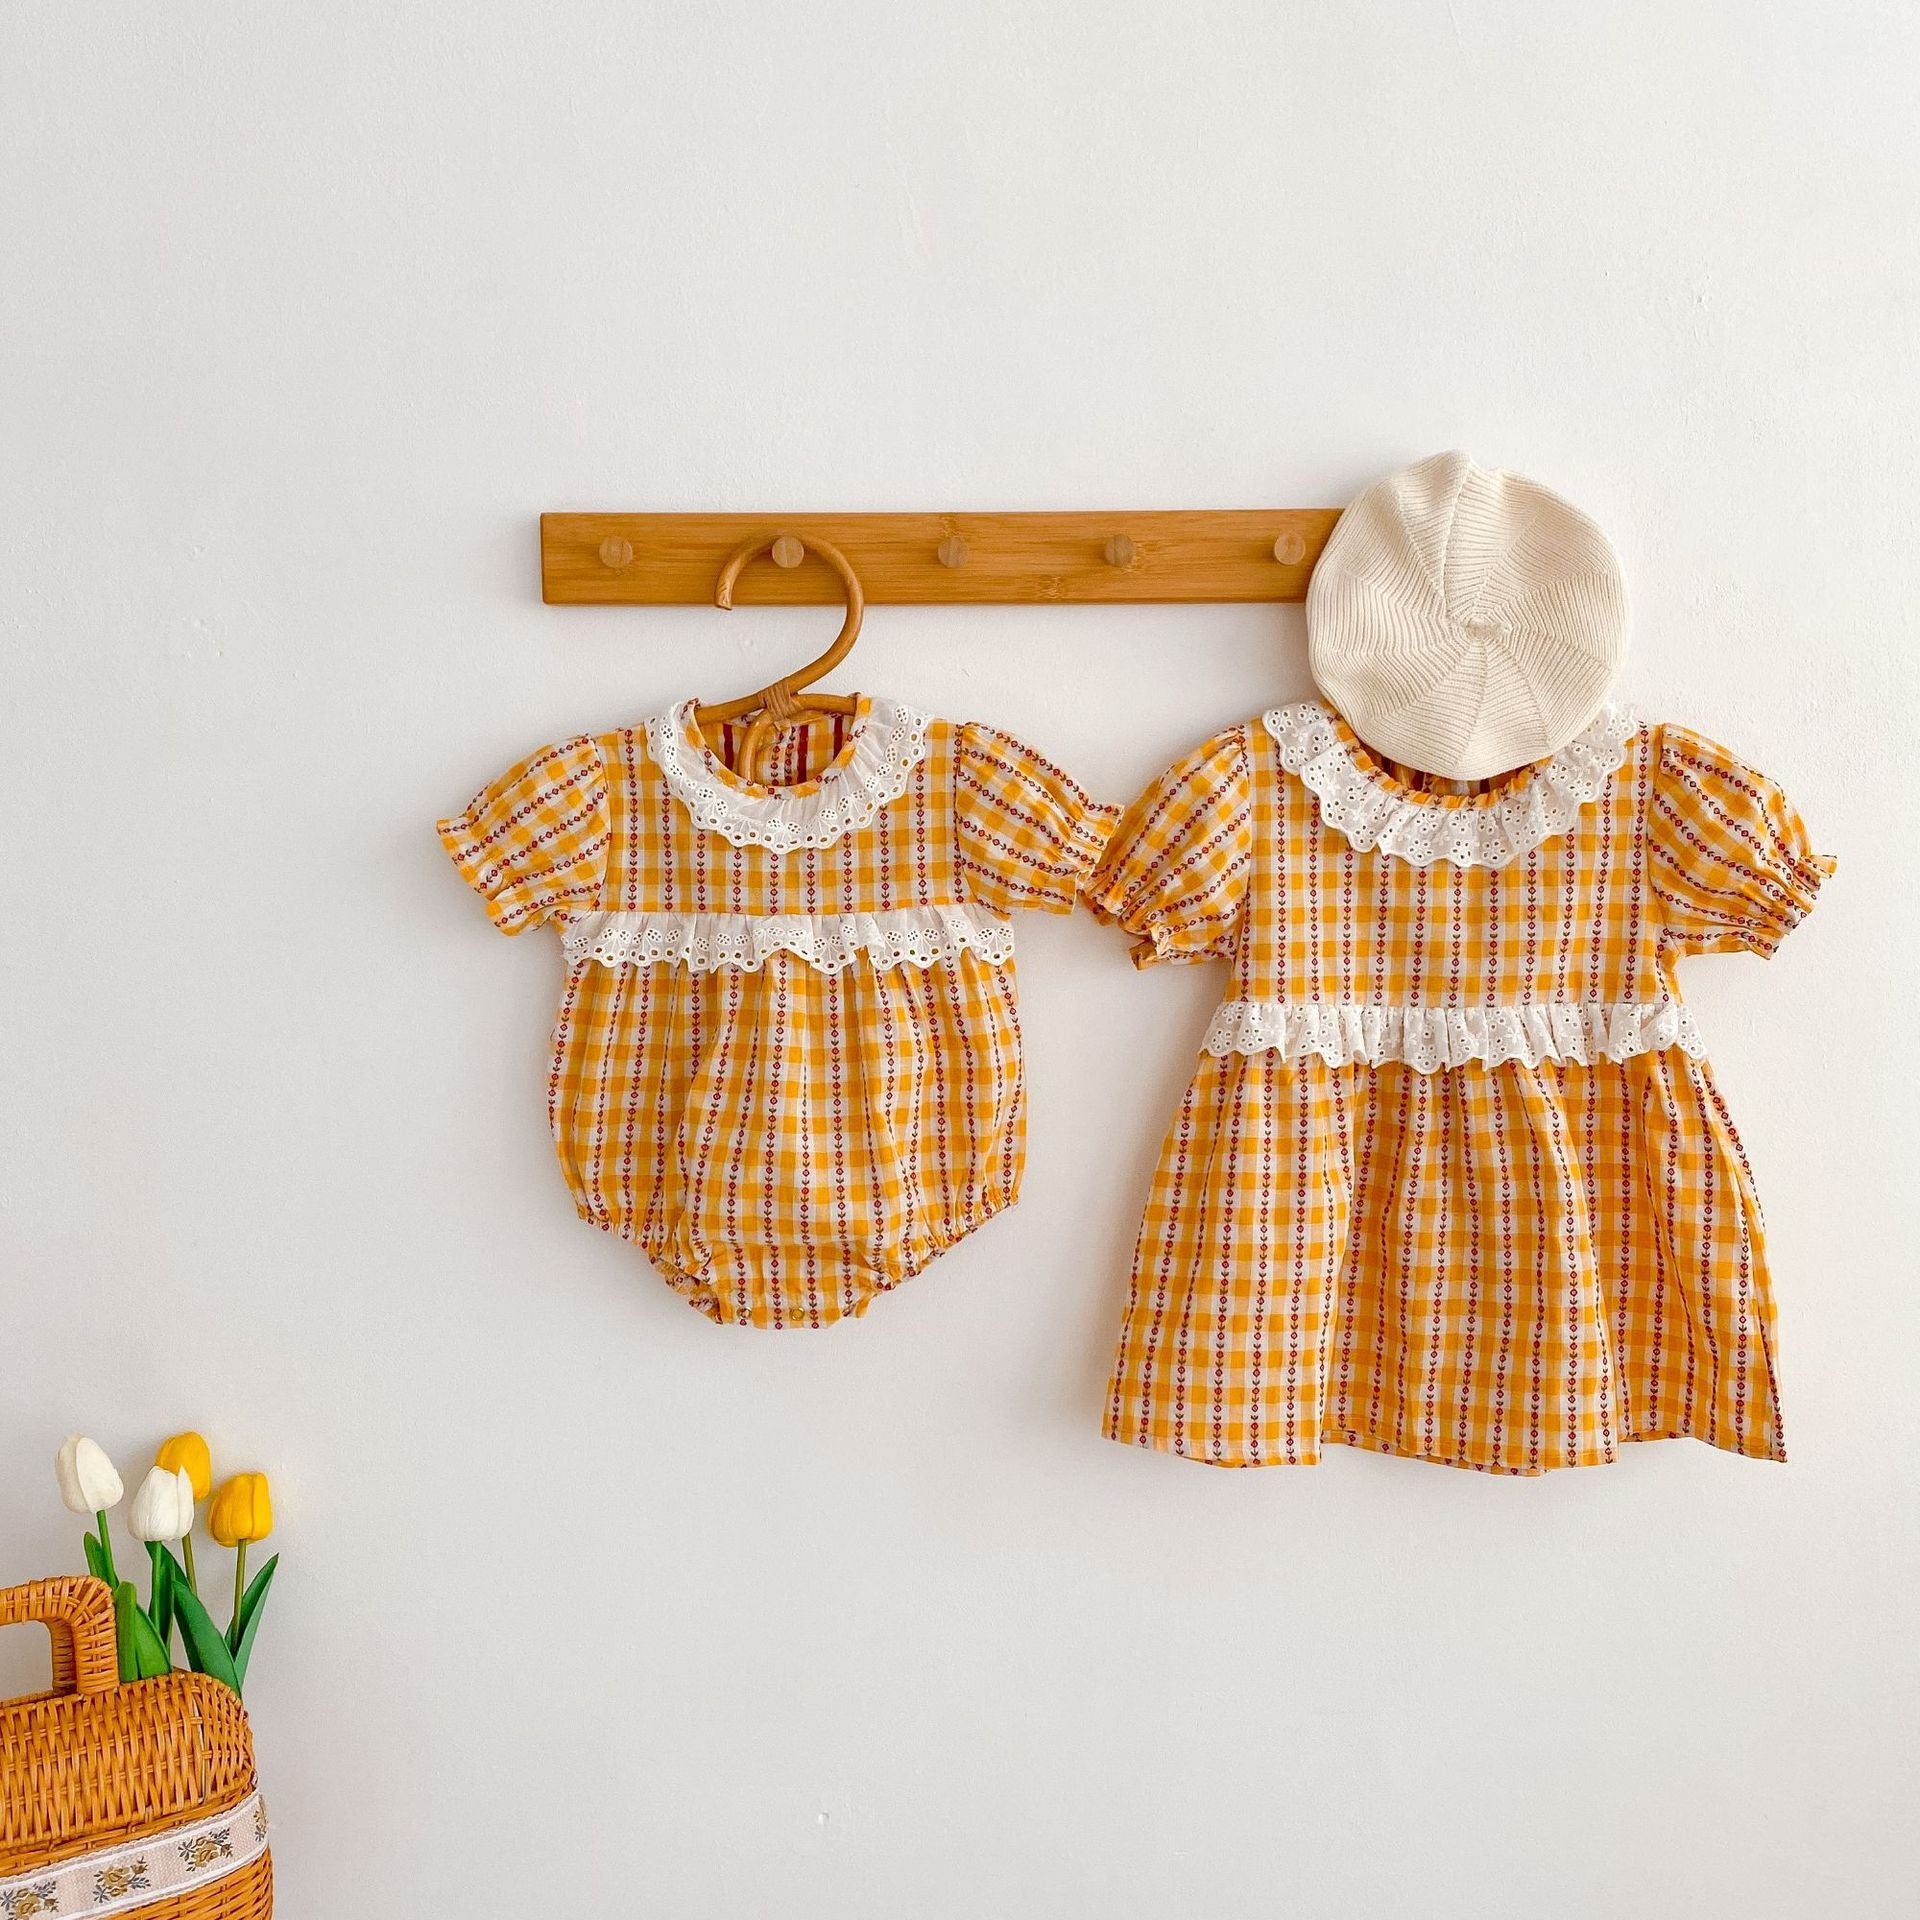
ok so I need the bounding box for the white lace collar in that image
[644,696,933,854]
[1261,700,1638,870]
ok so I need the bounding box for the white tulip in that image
[55,1435,124,1515]
[127,1464,195,1543]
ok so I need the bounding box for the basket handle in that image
[0,1575,119,1698]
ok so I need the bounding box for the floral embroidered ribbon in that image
[0,1791,267,1918]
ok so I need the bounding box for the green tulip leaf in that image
[227,1551,277,1653]
[127,1599,171,1679]
[111,1581,142,1684]
[146,1541,174,1644]
[83,1531,107,1583]
[156,1545,191,1661]
[228,1554,278,1688]
[168,1576,241,1694]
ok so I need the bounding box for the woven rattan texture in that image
[0,1578,271,1917]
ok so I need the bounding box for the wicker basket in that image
[0,1576,272,1918]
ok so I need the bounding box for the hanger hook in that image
[715,530,863,617]
[711,530,865,696]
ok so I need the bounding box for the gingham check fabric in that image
[439,699,1116,1327]
[1089,706,1833,1472]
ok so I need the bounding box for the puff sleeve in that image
[437,735,610,934]
[1087,727,1255,968]
[1647,724,1835,958]
[952,725,1120,915]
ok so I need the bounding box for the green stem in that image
[181,1531,198,1594]
[94,1510,119,1588]
[232,1540,247,1635]
[145,1539,170,1646]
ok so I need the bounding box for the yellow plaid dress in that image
[1090,701,1834,1472]
[440,696,1116,1327]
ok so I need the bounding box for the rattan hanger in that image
[694,530,864,784]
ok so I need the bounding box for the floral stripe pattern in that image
[440,701,1117,1326]
[0,1793,266,1919]
[1091,705,1832,1472]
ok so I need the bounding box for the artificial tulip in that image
[55,1434,123,1588]
[209,1472,273,1631]
[127,1465,195,1542]
[55,1434,123,1514]
[207,1473,272,1548]
[155,1431,212,1589]
[155,1431,212,1501]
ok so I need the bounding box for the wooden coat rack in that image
[540,510,1342,606]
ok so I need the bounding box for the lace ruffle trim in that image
[1201,999,1705,1072]
[644,698,933,854]
[1261,701,1638,869]
[560,905,1015,977]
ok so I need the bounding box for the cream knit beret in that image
[1306,451,1628,781]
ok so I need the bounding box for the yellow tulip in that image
[208,1473,272,1547]
[156,1432,212,1502]
[209,1471,275,1637]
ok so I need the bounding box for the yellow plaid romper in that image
[1090,701,1834,1472]
[440,696,1116,1327]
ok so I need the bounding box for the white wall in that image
[3,5,1915,1915]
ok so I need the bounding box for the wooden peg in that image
[1103,533,1137,568]
[936,534,968,569]
[1272,531,1306,566]
[598,537,634,570]
[769,533,806,569]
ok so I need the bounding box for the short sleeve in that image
[1086,728,1255,968]
[1647,724,1835,958]
[437,736,610,934]
[952,725,1120,915]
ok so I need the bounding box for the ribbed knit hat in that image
[1306,451,1628,781]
